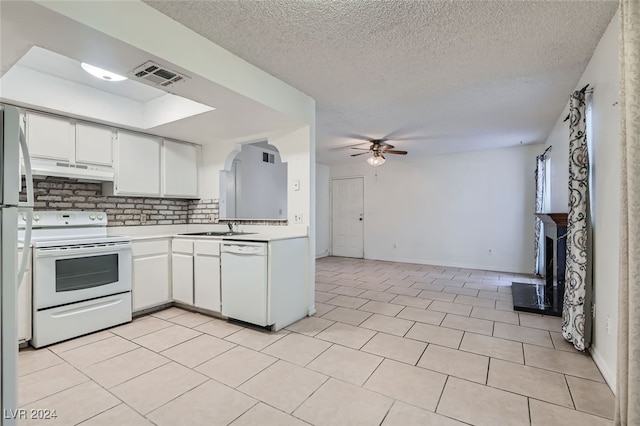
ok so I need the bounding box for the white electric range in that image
[19,211,132,348]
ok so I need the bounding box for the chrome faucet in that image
[227,221,236,233]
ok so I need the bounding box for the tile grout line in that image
[21,257,605,425]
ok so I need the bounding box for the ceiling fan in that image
[350,139,408,166]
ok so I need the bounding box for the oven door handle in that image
[35,243,131,258]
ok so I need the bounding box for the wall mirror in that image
[219,141,287,220]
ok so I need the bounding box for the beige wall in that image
[544,10,620,389]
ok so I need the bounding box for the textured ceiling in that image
[145,0,618,165]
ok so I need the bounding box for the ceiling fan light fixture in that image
[81,62,127,81]
[367,154,385,167]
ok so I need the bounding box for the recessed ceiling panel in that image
[17,46,166,103]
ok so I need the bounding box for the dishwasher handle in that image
[222,244,266,255]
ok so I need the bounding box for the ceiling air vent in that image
[132,61,189,87]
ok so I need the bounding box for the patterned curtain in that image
[562,89,592,351]
[534,154,546,275]
[616,0,640,423]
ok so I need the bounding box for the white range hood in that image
[31,157,114,182]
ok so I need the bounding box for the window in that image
[543,157,551,211]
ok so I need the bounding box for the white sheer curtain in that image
[615,0,640,423]
[534,154,546,276]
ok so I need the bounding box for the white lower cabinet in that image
[132,239,171,312]
[18,248,32,343]
[171,239,194,305]
[171,238,221,312]
[194,241,221,312]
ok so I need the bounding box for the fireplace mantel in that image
[535,213,568,227]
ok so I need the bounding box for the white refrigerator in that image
[1,105,33,425]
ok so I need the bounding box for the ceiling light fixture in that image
[367,153,385,167]
[81,63,127,81]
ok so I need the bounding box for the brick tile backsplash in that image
[21,177,288,227]
[21,177,218,227]
[188,199,219,224]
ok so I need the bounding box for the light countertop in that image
[108,224,308,242]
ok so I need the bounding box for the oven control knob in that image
[33,214,40,222]
[97,214,104,220]
[89,214,96,220]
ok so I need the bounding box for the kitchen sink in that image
[179,231,256,237]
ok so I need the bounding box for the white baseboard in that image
[589,346,616,393]
[316,252,329,259]
[362,255,529,275]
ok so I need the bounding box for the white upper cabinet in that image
[113,131,161,196]
[25,110,199,199]
[25,112,75,162]
[26,112,114,167]
[75,122,114,166]
[107,133,199,198]
[163,140,199,198]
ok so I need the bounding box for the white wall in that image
[200,126,313,228]
[231,144,287,219]
[316,163,330,258]
[331,144,539,273]
[544,11,620,389]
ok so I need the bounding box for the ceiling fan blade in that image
[329,142,370,151]
[384,150,408,155]
[350,147,371,151]
[379,144,396,150]
[350,152,370,157]
[345,133,374,142]
[380,153,386,159]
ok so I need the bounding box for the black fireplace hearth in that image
[512,213,567,317]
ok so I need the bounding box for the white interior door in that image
[331,177,364,258]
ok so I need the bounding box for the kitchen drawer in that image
[195,240,220,256]
[132,239,170,257]
[172,239,193,254]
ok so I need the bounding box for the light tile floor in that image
[18,257,615,425]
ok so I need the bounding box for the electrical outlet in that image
[140,213,146,224]
[606,315,612,335]
[210,214,215,222]
[294,213,303,224]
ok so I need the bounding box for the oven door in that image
[33,241,132,310]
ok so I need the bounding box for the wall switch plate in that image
[294,213,303,223]
[293,179,300,191]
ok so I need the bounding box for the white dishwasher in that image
[221,242,269,327]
